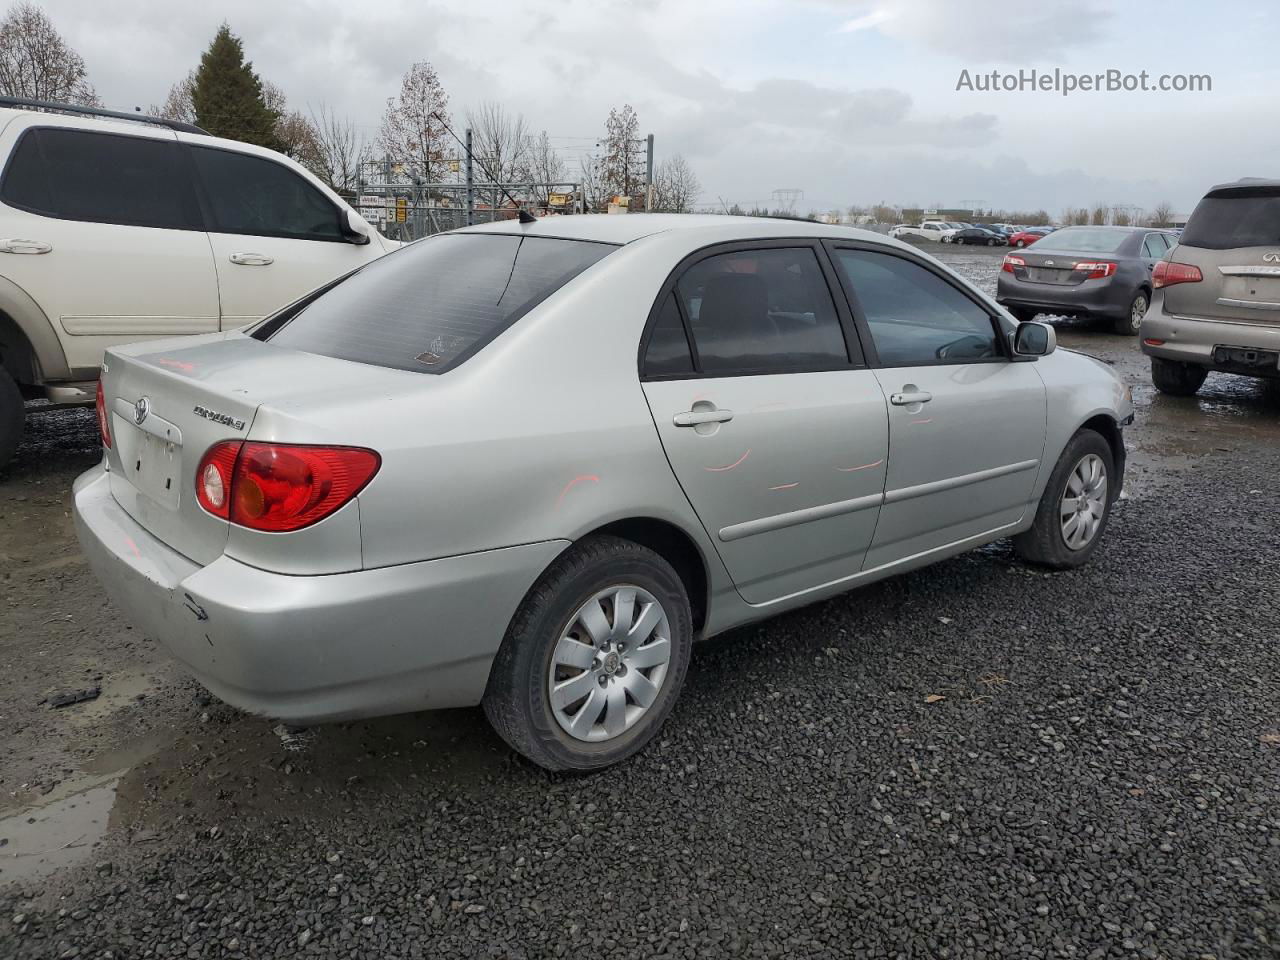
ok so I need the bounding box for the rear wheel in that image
[1150,356,1207,396]
[986,238,997,246]
[1114,291,1148,335]
[0,367,24,471]
[483,535,692,772]
[1014,429,1114,569]
[1014,239,1026,248]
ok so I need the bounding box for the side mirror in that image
[340,208,371,245]
[1012,321,1056,357]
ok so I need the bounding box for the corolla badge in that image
[193,404,246,431]
[133,397,150,425]
[1263,252,1280,263]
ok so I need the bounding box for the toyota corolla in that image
[74,215,1133,771]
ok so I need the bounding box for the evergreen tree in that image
[191,24,278,147]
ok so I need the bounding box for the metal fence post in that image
[464,128,474,227]
[645,133,654,212]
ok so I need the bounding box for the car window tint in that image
[1,128,198,229]
[1032,228,1127,253]
[1180,186,1280,249]
[265,234,614,373]
[191,147,343,241]
[643,294,695,376]
[674,247,849,374]
[834,249,999,366]
[1142,235,1164,258]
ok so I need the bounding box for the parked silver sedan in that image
[74,215,1134,771]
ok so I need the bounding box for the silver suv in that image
[1141,179,1280,395]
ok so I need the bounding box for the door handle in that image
[889,390,933,406]
[0,238,51,254]
[673,408,734,427]
[229,252,274,266]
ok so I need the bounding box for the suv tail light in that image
[1073,261,1116,279]
[195,441,380,532]
[1152,260,1203,289]
[1002,254,1025,273]
[95,380,112,449]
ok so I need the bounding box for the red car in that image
[1009,227,1054,248]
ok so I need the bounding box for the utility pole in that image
[645,133,654,212]
[464,127,474,227]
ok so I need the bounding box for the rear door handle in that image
[229,252,274,266]
[0,238,51,254]
[673,408,734,427]
[890,390,933,406]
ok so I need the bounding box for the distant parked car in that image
[1141,179,1280,395]
[1009,227,1053,248]
[888,224,913,239]
[952,227,1008,246]
[997,225,1177,334]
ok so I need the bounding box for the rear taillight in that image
[1152,260,1202,289]
[195,441,380,532]
[95,380,112,449]
[1073,261,1116,280]
[1002,254,1025,273]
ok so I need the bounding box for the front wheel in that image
[987,238,997,246]
[483,535,692,772]
[1014,429,1115,569]
[0,367,24,471]
[1150,356,1207,396]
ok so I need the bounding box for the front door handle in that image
[0,238,51,254]
[889,390,933,406]
[229,252,274,266]
[673,408,734,427]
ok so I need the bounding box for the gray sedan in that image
[74,215,1133,771]
[997,225,1179,335]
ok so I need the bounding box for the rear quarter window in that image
[262,233,615,373]
[1180,187,1280,249]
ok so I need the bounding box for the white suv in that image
[895,220,959,243]
[0,98,397,467]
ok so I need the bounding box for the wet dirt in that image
[1,246,1278,896]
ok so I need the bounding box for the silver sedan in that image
[74,215,1134,771]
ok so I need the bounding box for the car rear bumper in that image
[1140,298,1280,377]
[997,274,1131,318]
[73,465,568,723]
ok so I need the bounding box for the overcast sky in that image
[39,0,1275,216]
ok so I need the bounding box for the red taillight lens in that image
[194,441,380,532]
[1152,260,1202,289]
[1002,254,1025,273]
[1073,261,1116,280]
[95,380,112,449]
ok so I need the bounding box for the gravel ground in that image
[2,244,1278,958]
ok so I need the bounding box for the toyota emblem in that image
[133,396,150,425]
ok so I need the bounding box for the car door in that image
[183,142,382,329]
[640,242,889,605]
[826,243,1048,570]
[0,121,218,374]
[1141,232,1169,281]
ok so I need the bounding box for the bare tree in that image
[522,130,566,204]
[651,154,701,213]
[1090,203,1108,226]
[465,101,530,187]
[379,61,450,182]
[871,203,897,224]
[0,2,99,106]
[579,154,607,212]
[307,104,364,195]
[151,69,196,123]
[1111,205,1133,227]
[601,104,641,201]
[1148,201,1175,227]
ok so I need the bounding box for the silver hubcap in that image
[548,585,672,743]
[1060,454,1107,550]
[1131,295,1148,331]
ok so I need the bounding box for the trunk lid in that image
[101,333,406,566]
[1010,249,1097,286]
[1163,243,1280,325]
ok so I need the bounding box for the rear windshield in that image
[263,233,615,373]
[1029,228,1126,254]
[1180,187,1280,249]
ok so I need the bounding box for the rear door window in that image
[191,146,344,241]
[1180,186,1280,249]
[263,233,615,373]
[0,127,199,230]
[1142,234,1166,258]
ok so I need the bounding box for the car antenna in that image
[430,112,538,224]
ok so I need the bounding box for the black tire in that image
[1014,239,1026,248]
[1150,356,1207,396]
[1113,291,1149,335]
[1014,429,1115,570]
[1010,307,1038,323]
[0,366,24,471]
[987,238,996,246]
[482,535,693,772]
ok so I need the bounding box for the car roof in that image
[1051,224,1172,233]
[455,213,905,248]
